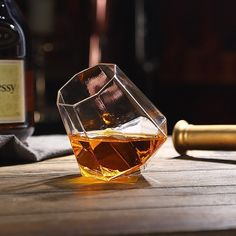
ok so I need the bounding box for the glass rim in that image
[56,63,118,107]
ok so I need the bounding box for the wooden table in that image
[1,137,236,235]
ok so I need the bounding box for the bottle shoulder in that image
[0,0,24,32]
[0,0,26,58]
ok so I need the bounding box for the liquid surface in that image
[69,130,166,181]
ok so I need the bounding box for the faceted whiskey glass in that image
[57,64,167,181]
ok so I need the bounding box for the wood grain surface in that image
[1,137,236,236]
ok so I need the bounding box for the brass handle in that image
[172,120,236,154]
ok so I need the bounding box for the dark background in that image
[15,0,236,135]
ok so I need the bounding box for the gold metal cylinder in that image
[172,120,236,154]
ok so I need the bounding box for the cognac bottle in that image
[0,0,34,141]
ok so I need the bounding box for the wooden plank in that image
[1,206,236,235]
[0,155,79,176]
[1,190,236,216]
[1,185,236,197]
[4,157,236,177]
[1,169,236,194]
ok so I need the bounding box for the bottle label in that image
[0,60,25,123]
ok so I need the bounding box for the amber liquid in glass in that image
[69,131,166,181]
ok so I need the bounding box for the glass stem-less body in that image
[0,0,34,141]
[57,64,167,181]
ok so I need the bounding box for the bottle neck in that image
[0,0,12,21]
[0,0,13,5]
[0,0,8,5]
[0,0,26,58]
